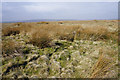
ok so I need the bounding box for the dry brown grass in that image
[2,27,20,36]
[90,47,117,78]
[2,21,117,48]
[90,55,112,78]
[19,24,80,41]
[2,40,21,57]
[29,30,53,48]
[18,24,81,48]
[3,22,117,41]
[19,23,35,34]
[54,25,80,41]
[75,26,117,41]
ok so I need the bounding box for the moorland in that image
[1,20,119,78]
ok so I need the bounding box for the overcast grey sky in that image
[2,2,118,22]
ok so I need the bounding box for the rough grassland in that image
[2,20,118,78]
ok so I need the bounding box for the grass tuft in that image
[2,27,20,36]
[2,40,21,57]
[29,31,53,48]
[90,47,117,78]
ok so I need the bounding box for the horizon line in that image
[1,19,118,23]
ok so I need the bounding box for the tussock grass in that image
[2,21,117,48]
[90,47,117,78]
[2,27,20,36]
[75,26,117,41]
[29,30,53,48]
[3,22,117,42]
[54,25,80,41]
[19,23,34,34]
[2,40,21,57]
[90,54,113,78]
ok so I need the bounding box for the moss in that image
[89,41,93,45]
[43,48,50,55]
[23,47,31,54]
[25,69,33,76]
[17,60,25,65]
[60,55,66,61]
[38,50,43,55]
[49,69,56,76]
[118,73,120,77]
[3,60,9,65]
[15,56,21,61]
[60,60,67,67]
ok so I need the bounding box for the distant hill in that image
[2,19,78,23]
[2,19,117,23]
